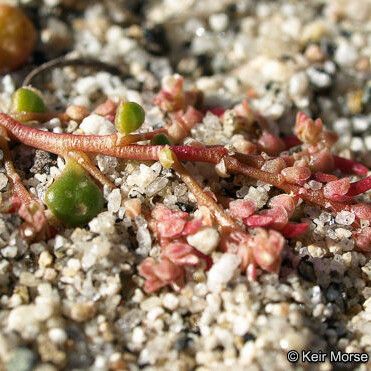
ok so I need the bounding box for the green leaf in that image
[45,160,104,227]
[115,101,145,134]
[12,87,47,113]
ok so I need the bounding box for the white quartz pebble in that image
[80,114,116,135]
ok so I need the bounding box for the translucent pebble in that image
[0,173,8,190]
[146,177,168,197]
[207,253,241,292]
[107,189,121,213]
[80,114,115,135]
[135,216,152,256]
[319,212,332,223]
[335,211,355,226]
[307,180,322,190]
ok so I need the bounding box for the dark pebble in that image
[242,332,256,342]
[65,324,94,369]
[30,150,57,175]
[176,202,196,213]
[144,25,169,55]
[174,333,193,351]
[298,260,316,282]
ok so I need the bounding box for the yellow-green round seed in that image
[45,160,104,227]
[115,101,145,134]
[12,87,46,113]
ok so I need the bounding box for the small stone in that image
[186,227,220,255]
[66,105,89,121]
[107,188,122,213]
[70,302,96,322]
[75,76,99,96]
[0,173,8,190]
[140,296,162,311]
[350,137,364,152]
[7,305,39,333]
[89,212,115,234]
[6,348,36,371]
[38,251,53,268]
[48,328,67,344]
[307,67,332,88]
[207,253,241,292]
[305,44,325,62]
[162,293,179,311]
[1,246,17,258]
[352,116,369,133]
[365,135,371,151]
[335,42,358,67]
[80,114,115,135]
[301,20,327,44]
[147,307,164,322]
[335,211,355,226]
[289,72,309,97]
[347,90,363,114]
[209,13,229,32]
[132,326,146,344]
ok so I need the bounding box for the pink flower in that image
[323,178,351,202]
[314,172,338,183]
[229,199,256,219]
[244,207,289,230]
[268,194,296,217]
[250,229,284,273]
[138,257,185,293]
[220,230,253,271]
[162,242,200,266]
[351,203,371,221]
[152,204,189,240]
[244,214,275,227]
[294,112,323,145]
[157,218,188,239]
[154,75,185,112]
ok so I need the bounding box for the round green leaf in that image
[45,160,104,227]
[12,87,47,113]
[115,101,145,134]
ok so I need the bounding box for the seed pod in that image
[11,87,47,113]
[0,5,37,74]
[45,160,104,227]
[115,101,145,134]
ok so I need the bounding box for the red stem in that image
[346,176,371,197]
[0,113,362,214]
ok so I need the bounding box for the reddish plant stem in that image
[172,155,237,229]
[0,136,34,205]
[0,113,361,213]
[333,155,369,176]
[346,176,371,196]
[1,112,229,162]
